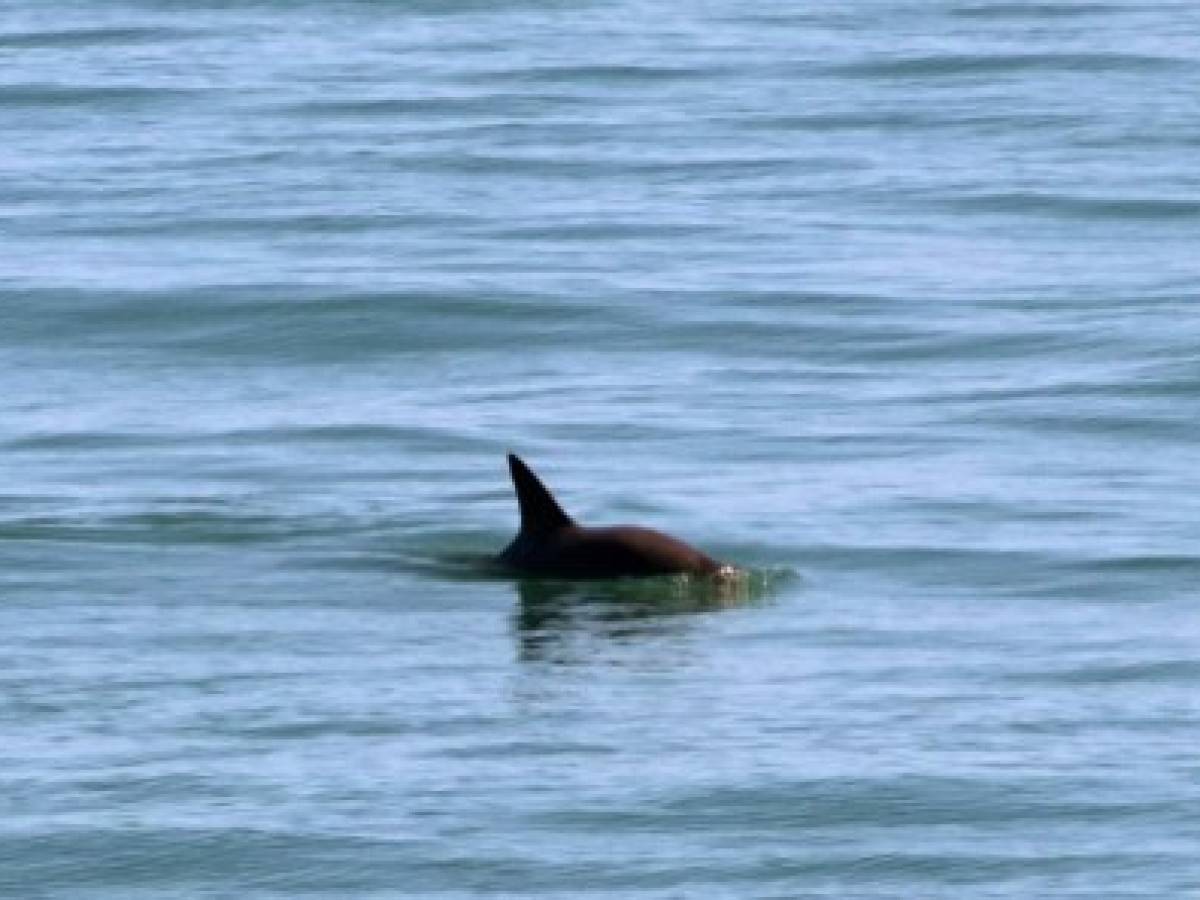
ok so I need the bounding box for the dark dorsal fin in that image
[508,453,574,535]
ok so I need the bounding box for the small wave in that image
[226,719,424,740]
[0,508,361,547]
[993,411,1198,442]
[740,111,939,132]
[844,326,1076,363]
[4,424,491,454]
[0,83,198,109]
[628,155,864,176]
[541,774,1166,830]
[951,3,1126,19]
[274,91,581,121]
[439,739,617,760]
[832,52,1185,77]
[487,222,715,242]
[1087,553,1200,574]
[0,827,414,888]
[1010,659,1200,685]
[741,110,1089,136]
[54,212,472,238]
[5,431,177,451]
[950,191,1200,221]
[326,548,501,580]
[8,285,622,360]
[458,63,721,85]
[794,543,1062,584]
[0,26,200,48]
[222,424,491,452]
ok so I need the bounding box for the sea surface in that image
[2,1,1198,897]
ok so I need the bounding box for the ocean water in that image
[2,0,1199,896]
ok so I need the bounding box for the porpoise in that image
[498,454,727,578]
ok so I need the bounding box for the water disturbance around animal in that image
[2,1,1198,897]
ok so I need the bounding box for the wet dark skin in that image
[498,454,725,578]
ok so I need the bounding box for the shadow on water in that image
[512,570,787,664]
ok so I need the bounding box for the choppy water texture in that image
[3,1,1199,897]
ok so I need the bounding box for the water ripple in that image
[832,52,1188,77]
[0,84,199,109]
[0,26,203,48]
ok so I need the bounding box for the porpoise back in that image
[498,454,723,578]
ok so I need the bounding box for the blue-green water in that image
[2,1,1199,897]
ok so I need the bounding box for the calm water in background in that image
[2,0,1199,896]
